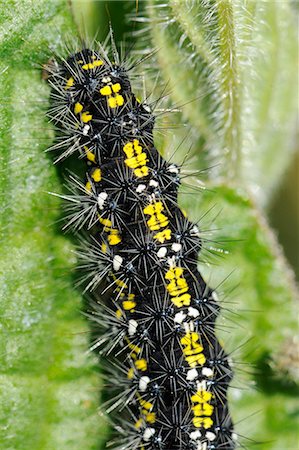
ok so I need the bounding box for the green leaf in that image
[145,0,298,206]
[0,1,108,449]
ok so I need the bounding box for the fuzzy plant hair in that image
[46,34,237,450]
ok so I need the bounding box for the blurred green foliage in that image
[0,1,298,449]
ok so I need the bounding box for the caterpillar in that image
[46,39,237,450]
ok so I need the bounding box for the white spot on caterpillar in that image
[98,192,108,210]
[188,307,200,318]
[168,164,179,174]
[149,179,159,188]
[211,290,219,301]
[171,243,182,252]
[167,256,176,267]
[190,430,202,441]
[128,319,138,336]
[197,443,207,450]
[190,225,199,236]
[174,311,186,323]
[139,376,150,392]
[157,247,167,258]
[186,368,199,381]
[113,255,123,271]
[206,431,216,441]
[232,433,238,441]
[102,76,111,83]
[136,184,146,193]
[82,124,90,136]
[202,367,213,378]
[183,321,194,333]
[149,193,156,202]
[143,427,155,441]
[143,103,151,113]
[196,380,207,391]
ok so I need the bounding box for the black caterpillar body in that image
[47,45,236,450]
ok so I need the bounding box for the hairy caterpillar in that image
[46,38,236,450]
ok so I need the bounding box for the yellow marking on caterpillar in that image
[135,359,147,371]
[193,417,213,429]
[124,337,140,360]
[84,146,96,162]
[102,82,121,95]
[108,232,121,245]
[129,345,140,355]
[127,368,134,379]
[82,60,103,70]
[120,292,135,300]
[154,229,172,243]
[123,140,142,158]
[81,111,92,123]
[100,82,124,108]
[164,264,191,309]
[181,332,203,354]
[191,389,214,428]
[74,102,83,114]
[147,214,168,230]
[100,85,112,96]
[143,201,169,231]
[82,63,92,70]
[135,166,149,177]
[112,83,121,93]
[138,396,153,411]
[93,60,103,67]
[122,300,136,311]
[186,352,206,367]
[135,418,143,429]
[101,242,107,253]
[143,202,162,216]
[166,279,188,296]
[108,95,124,108]
[180,332,206,367]
[74,103,92,123]
[136,393,156,424]
[110,273,128,289]
[98,217,122,244]
[85,181,92,193]
[114,278,127,288]
[145,412,156,423]
[115,309,122,319]
[141,403,153,412]
[192,403,214,417]
[65,77,74,89]
[165,266,189,297]
[171,293,191,308]
[125,152,147,169]
[99,217,112,228]
[91,168,101,182]
[123,140,149,178]
[191,390,212,403]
